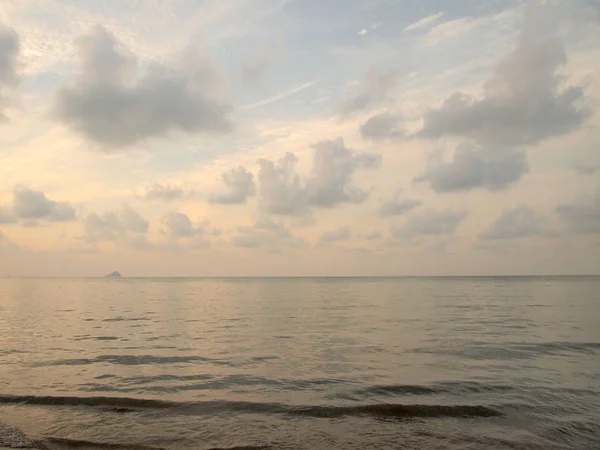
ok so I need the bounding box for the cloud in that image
[54,25,232,148]
[418,10,589,147]
[257,138,379,215]
[0,25,20,121]
[357,29,368,36]
[415,142,528,193]
[306,138,380,207]
[209,166,255,204]
[145,184,185,202]
[403,13,444,33]
[318,227,351,244]
[0,206,17,224]
[12,186,76,222]
[257,153,306,215]
[379,194,422,216]
[83,205,148,243]
[232,216,304,250]
[340,68,397,115]
[556,188,600,235]
[160,211,199,238]
[359,231,382,240]
[479,206,545,240]
[360,112,403,140]
[242,40,281,91]
[397,209,467,237]
[572,162,600,176]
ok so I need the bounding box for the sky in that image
[0,0,599,277]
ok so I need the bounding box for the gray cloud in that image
[0,206,16,223]
[54,26,232,147]
[479,206,545,240]
[12,186,76,222]
[360,113,403,140]
[318,227,351,245]
[416,143,528,193]
[397,209,467,238]
[145,184,185,202]
[233,216,304,250]
[242,40,281,91]
[380,193,422,216]
[340,68,397,115]
[257,153,306,215]
[359,231,382,240]
[556,189,600,235]
[209,166,256,204]
[0,25,20,121]
[418,14,589,147]
[573,162,600,176]
[306,138,380,207]
[83,205,148,243]
[257,138,379,215]
[161,211,197,238]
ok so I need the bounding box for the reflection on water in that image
[0,277,599,449]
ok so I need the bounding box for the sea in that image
[0,277,599,449]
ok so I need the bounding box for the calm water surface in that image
[0,277,599,449]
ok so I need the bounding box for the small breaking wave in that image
[0,394,502,419]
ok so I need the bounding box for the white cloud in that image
[403,12,444,33]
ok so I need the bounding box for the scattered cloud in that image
[418,10,590,147]
[360,112,403,140]
[357,29,368,36]
[359,231,382,240]
[340,68,397,115]
[318,227,351,244]
[479,206,546,240]
[54,25,232,148]
[0,25,20,121]
[257,138,379,215]
[415,143,528,193]
[379,192,421,216]
[145,184,185,202]
[397,209,467,237]
[257,153,306,215]
[233,216,304,250]
[0,206,17,223]
[556,188,600,235]
[403,12,444,33]
[572,162,600,176]
[82,205,148,244]
[209,166,256,205]
[242,39,282,91]
[12,186,76,222]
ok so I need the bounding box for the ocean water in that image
[0,277,599,450]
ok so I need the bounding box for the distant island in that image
[105,271,122,278]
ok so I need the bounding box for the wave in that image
[0,394,501,419]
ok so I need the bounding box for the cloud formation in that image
[379,193,421,216]
[54,26,232,147]
[418,15,589,147]
[145,184,185,202]
[416,143,528,193]
[397,209,467,237]
[556,188,600,235]
[233,216,303,250]
[359,112,403,140]
[0,25,20,121]
[0,206,16,223]
[257,138,379,215]
[479,206,545,240]
[318,227,351,245]
[83,205,148,244]
[340,69,397,115]
[210,166,256,205]
[12,186,76,222]
[242,40,281,92]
